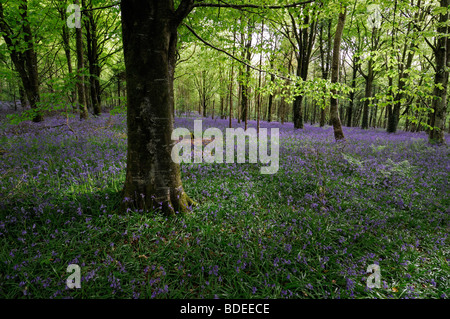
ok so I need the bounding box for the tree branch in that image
[175,0,196,25]
[194,0,315,9]
[81,2,120,13]
[183,23,290,80]
[423,35,436,53]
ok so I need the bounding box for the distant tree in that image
[74,0,89,120]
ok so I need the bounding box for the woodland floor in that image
[0,110,449,299]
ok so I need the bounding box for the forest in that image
[0,0,449,302]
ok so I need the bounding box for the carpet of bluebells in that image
[0,109,449,299]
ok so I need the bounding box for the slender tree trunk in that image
[404,107,410,131]
[387,52,414,133]
[257,22,263,134]
[241,22,253,130]
[386,1,398,133]
[59,4,77,109]
[267,72,274,122]
[293,49,304,129]
[229,67,234,127]
[429,0,448,144]
[329,7,346,141]
[311,100,316,124]
[319,19,332,128]
[84,0,102,116]
[377,105,385,128]
[293,14,317,129]
[304,97,309,124]
[280,99,286,124]
[201,70,207,117]
[75,0,89,120]
[361,59,373,129]
[220,95,224,119]
[372,103,378,128]
[386,77,395,132]
[229,28,236,128]
[347,54,359,127]
[387,3,423,133]
[19,85,26,108]
[237,26,243,125]
[117,73,122,107]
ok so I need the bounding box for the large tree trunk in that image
[121,0,194,215]
[329,8,346,141]
[429,0,448,144]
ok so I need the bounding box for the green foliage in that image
[380,159,414,178]
[0,0,445,130]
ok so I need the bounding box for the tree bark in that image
[257,21,263,134]
[318,19,332,127]
[229,67,234,125]
[387,23,418,133]
[267,72,274,122]
[361,58,374,129]
[347,54,359,127]
[240,22,253,130]
[202,70,207,117]
[292,13,317,129]
[429,0,448,144]
[57,2,77,110]
[121,0,195,215]
[229,28,237,128]
[84,0,102,116]
[329,7,346,141]
[75,0,89,120]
